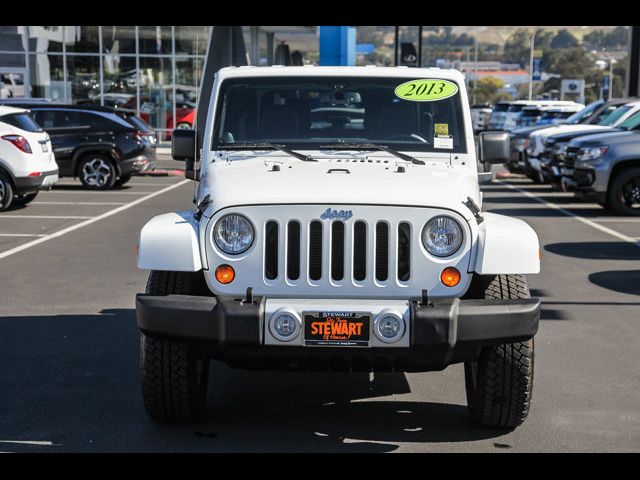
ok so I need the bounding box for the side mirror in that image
[479,131,509,164]
[171,129,199,181]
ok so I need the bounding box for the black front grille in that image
[309,221,323,281]
[397,222,411,281]
[375,222,389,281]
[331,221,345,281]
[264,221,278,280]
[353,221,367,281]
[287,221,300,280]
[564,146,579,169]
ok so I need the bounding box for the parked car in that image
[503,100,583,131]
[536,106,585,126]
[526,100,640,183]
[121,96,196,136]
[506,101,613,174]
[5,103,157,189]
[561,113,640,215]
[136,66,542,429]
[0,106,58,210]
[488,101,510,130]
[470,104,492,133]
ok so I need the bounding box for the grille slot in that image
[564,146,579,169]
[397,222,411,281]
[375,222,389,281]
[309,221,323,281]
[264,221,278,280]
[353,221,367,281]
[287,221,300,280]
[331,221,345,281]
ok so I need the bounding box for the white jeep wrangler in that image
[136,66,541,428]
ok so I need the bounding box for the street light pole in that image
[609,58,615,100]
[473,36,478,104]
[528,27,539,100]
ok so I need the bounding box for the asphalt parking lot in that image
[0,167,639,453]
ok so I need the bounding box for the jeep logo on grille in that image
[320,208,353,221]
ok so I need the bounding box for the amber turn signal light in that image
[440,267,461,287]
[215,264,235,284]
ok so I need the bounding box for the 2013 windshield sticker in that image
[394,79,458,102]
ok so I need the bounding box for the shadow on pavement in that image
[51,184,134,191]
[0,308,510,452]
[545,242,640,261]
[487,207,567,218]
[589,270,640,296]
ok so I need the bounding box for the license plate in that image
[41,142,48,152]
[303,311,370,347]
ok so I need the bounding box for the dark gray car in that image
[562,113,640,215]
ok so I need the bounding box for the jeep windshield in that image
[211,76,467,154]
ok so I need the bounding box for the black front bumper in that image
[136,294,540,372]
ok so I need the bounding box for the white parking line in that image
[500,182,640,249]
[32,202,126,206]
[44,191,151,195]
[0,180,190,261]
[591,218,640,222]
[0,440,57,446]
[0,234,47,237]
[0,215,92,219]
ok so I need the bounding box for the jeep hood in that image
[200,155,479,221]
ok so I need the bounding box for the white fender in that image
[137,211,202,272]
[474,212,540,274]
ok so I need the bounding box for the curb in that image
[138,169,185,177]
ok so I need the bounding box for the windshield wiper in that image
[220,142,317,162]
[319,142,425,165]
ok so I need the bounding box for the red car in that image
[121,97,195,137]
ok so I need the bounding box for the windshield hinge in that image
[463,196,484,224]
[194,194,213,221]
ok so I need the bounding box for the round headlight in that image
[422,216,463,257]
[213,214,254,254]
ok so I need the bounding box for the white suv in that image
[0,106,58,210]
[135,66,541,429]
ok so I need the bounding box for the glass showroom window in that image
[138,26,172,55]
[175,26,210,55]
[28,53,64,100]
[101,26,137,55]
[139,56,173,140]
[64,26,100,53]
[27,26,65,54]
[65,55,100,104]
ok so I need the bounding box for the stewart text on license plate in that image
[303,311,370,346]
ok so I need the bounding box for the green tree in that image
[604,26,629,48]
[545,48,593,78]
[472,77,512,105]
[551,29,579,49]
[503,28,531,67]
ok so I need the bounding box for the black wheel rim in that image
[620,175,640,210]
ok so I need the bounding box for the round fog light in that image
[374,311,405,343]
[440,267,461,287]
[269,309,301,342]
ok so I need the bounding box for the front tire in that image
[608,167,640,216]
[140,271,210,423]
[464,274,535,429]
[114,175,132,187]
[12,191,38,207]
[0,172,14,211]
[78,154,117,190]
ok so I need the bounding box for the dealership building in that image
[0,26,318,139]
